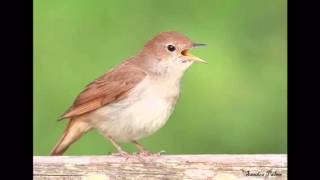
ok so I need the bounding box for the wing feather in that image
[60,61,146,119]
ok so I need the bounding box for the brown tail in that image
[50,118,92,155]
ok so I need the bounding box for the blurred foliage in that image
[34,0,287,155]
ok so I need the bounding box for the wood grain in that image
[33,154,287,180]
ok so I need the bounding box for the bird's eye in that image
[167,45,176,52]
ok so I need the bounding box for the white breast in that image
[89,75,181,142]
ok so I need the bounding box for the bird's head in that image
[137,31,207,76]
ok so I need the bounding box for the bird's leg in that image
[132,141,155,156]
[106,137,146,161]
[106,135,129,157]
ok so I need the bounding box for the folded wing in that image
[60,61,147,119]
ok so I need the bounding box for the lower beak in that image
[181,43,208,64]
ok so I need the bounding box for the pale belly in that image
[88,77,180,142]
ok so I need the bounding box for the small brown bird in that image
[51,31,207,156]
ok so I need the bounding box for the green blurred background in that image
[34,0,287,155]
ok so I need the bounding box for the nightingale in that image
[51,31,207,156]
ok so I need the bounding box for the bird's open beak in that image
[181,43,208,64]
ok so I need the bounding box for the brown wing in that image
[60,61,147,119]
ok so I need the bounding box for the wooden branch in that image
[34,154,287,180]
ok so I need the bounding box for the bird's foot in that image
[112,151,145,161]
[112,151,132,158]
[138,150,154,156]
[138,150,166,157]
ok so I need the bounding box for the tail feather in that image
[50,119,91,155]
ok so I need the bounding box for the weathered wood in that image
[33,154,287,180]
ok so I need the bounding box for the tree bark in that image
[33,154,287,180]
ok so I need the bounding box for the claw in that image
[112,151,145,161]
[112,151,131,159]
[138,150,165,157]
[139,150,154,156]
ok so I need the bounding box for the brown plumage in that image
[51,119,92,155]
[50,31,207,156]
[61,60,147,119]
[52,61,146,155]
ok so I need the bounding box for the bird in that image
[50,31,207,156]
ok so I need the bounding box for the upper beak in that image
[181,43,208,64]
